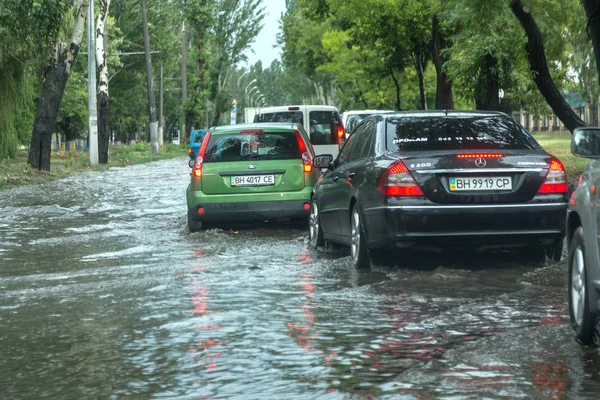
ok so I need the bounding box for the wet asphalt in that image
[1,157,599,399]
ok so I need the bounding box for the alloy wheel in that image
[571,246,586,327]
[351,209,360,261]
[309,202,319,242]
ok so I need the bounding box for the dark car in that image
[566,127,600,345]
[309,111,568,268]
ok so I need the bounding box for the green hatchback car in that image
[186,123,319,231]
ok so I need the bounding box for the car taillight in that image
[295,130,312,173]
[337,125,346,149]
[538,159,567,194]
[457,153,502,159]
[378,161,423,196]
[192,132,211,178]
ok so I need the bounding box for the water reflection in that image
[3,157,600,398]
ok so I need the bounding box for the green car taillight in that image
[192,132,212,178]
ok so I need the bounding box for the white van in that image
[253,105,345,156]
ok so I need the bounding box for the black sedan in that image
[308,111,568,268]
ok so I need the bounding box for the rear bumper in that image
[187,186,311,222]
[188,200,309,222]
[363,201,567,249]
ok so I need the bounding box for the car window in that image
[346,114,370,134]
[204,132,302,162]
[385,115,542,152]
[255,111,304,125]
[337,130,359,167]
[356,121,376,159]
[192,132,205,144]
[309,111,335,145]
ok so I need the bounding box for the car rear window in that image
[345,114,369,133]
[308,111,335,145]
[255,111,304,125]
[192,133,205,143]
[203,131,302,162]
[385,115,542,152]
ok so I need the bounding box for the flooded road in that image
[1,157,600,399]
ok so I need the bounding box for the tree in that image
[96,0,111,163]
[182,0,213,135]
[583,0,600,90]
[510,0,585,132]
[209,0,264,125]
[28,0,90,170]
[0,0,73,160]
[432,14,454,109]
[140,0,159,155]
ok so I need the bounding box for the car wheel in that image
[309,199,325,248]
[521,245,546,263]
[351,206,370,269]
[187,213,203,233]
[546,239,564,261]
[569,227,596,345]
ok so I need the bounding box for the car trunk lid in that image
[402,150,552,204]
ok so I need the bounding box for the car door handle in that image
[347,172,355,180]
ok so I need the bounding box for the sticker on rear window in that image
[393,138,427,144]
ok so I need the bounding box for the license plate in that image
[230,175,275,187]
[449,176,512,191]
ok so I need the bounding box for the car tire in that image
[521,246,546,263]
[546,239,564,261]
[351,206,370,269]
[369,249,387,266]
[291,217,308,229]
[309,199,325,248]
[569,227,597,345]
[187,213,203,233]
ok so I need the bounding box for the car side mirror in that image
[313,154,334,169]
[188,159,195,168]
[572,127,600,159]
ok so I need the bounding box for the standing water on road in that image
[1,157,600,398]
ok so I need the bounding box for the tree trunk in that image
[432,15,454,110]
[414,44,427,110]
[583,1,600,88]
[141,0,159,154]
[28,0,89,171]
[475,54,500,111]
[96,0,111,164]
[389,68,401,111]
[185,112,194,137]
[510,0,585,132]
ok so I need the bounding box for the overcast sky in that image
[244,0,286,67]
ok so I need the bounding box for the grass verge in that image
[1,143,188,190]
[0,134,588,191]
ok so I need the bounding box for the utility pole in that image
[88,0,99,166]
[141,0,159,155]
[181,21,187,139]
[159,65,164,147]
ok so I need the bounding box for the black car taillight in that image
[538,159,567,194]
[378,161,424,196]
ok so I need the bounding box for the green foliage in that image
[0,0,76,160]
[207,0,265,124]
